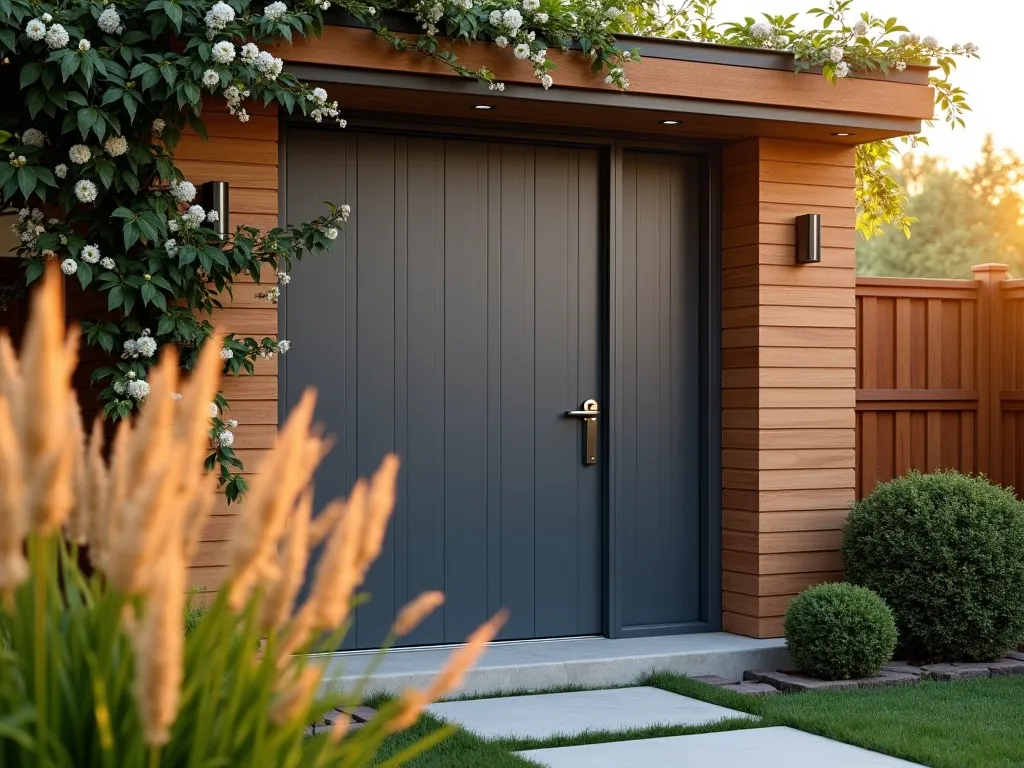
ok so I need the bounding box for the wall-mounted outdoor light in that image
[795,213,821,264]
[201,180,229,238]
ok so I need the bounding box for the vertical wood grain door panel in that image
[282,128,603,648]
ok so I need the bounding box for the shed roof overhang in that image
[276,23,933,143]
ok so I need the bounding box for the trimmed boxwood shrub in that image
[843,471,1024,663]
[784,583,897,680]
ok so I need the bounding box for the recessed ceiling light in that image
[662,119,681,125]
[474,105,493,110]
[831,132,855,137]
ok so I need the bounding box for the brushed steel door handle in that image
[565,399,599,465]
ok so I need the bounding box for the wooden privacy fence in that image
[857,263,1024,497]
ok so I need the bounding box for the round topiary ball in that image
[784,582,897,680]
[843,471,1024,663]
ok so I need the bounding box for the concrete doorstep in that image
[317,633,790,698]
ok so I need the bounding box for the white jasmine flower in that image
[367,5,374,13]
[254,51,283,79]
[488,9,501,24]
[540,73,553,89]
[605,6,621,18]
[215,429,234,447]
[205,1,235,30]
[311,87,328,103]
[964,42,978,54]
[321,0,330,8]
[502,8,522,30]
[45,23,69,49]
[536,12,547,22]
[122,339,138,357]
[241,42,260,61]
[100,257,115,269]
[488,81,505,91]
[220,348,233,360]
[277,270,291,284]
[98,6,121,33]
[74,179,98,203]
[211,40,235,64]
[513,43,530,59]
[78,38,91,51]
[276,339,290,353]
[25,19,46,40]
[922,35,938,47]
[69,144,91,164]
[828,46,844,63]
[170,179,197,203]
[226,418,238,428]
[41,12,52,22]
[852,19,868,35]
[127,379,150,399]
[164,238,178,256]
[494,35,508,48]
[113,380,126,395]
[206,209,219,223]
[532,48,547,63]
[151,118,165,137]
[103,135,128,156]
[21,128,45,147]
[325,227,338,240]
[81,244,101,263]
[183,205,205,227]
[751,21,771,39]
[136,335,157,357]
[209,402,219,418]
[523,0,539,9]
[835,61,850,78]
[202,69,220,88]
[264,1,287,20]
[168,218,179,232]
[60,259,77,275]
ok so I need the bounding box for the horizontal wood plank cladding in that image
[723,570,844,597]
[723,244,855,270]
[176,100,280,592]
[722,528,843,554]
[723,428,856,450]
[282,26,934,119]
[721,138,856,638]
[723,509,849,534]
[722,612,784,638]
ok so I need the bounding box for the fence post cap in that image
[971,263,1011,275]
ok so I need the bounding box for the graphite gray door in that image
[615,151,705,634]
[281,128,603,649]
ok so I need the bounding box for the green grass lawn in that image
[371,674,1024,767]
[652,673,1024,768]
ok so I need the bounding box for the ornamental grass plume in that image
[0,263,504,766]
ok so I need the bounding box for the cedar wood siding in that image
[720,138,857,638]
[176,103,280,593]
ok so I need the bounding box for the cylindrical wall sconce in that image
[201,180,229,238]
[795,213,821,264]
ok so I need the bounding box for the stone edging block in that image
[740,655,1024,694]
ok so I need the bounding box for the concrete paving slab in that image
[518,726,922,767]
[318,633,790,697]
[425,686,755,740]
